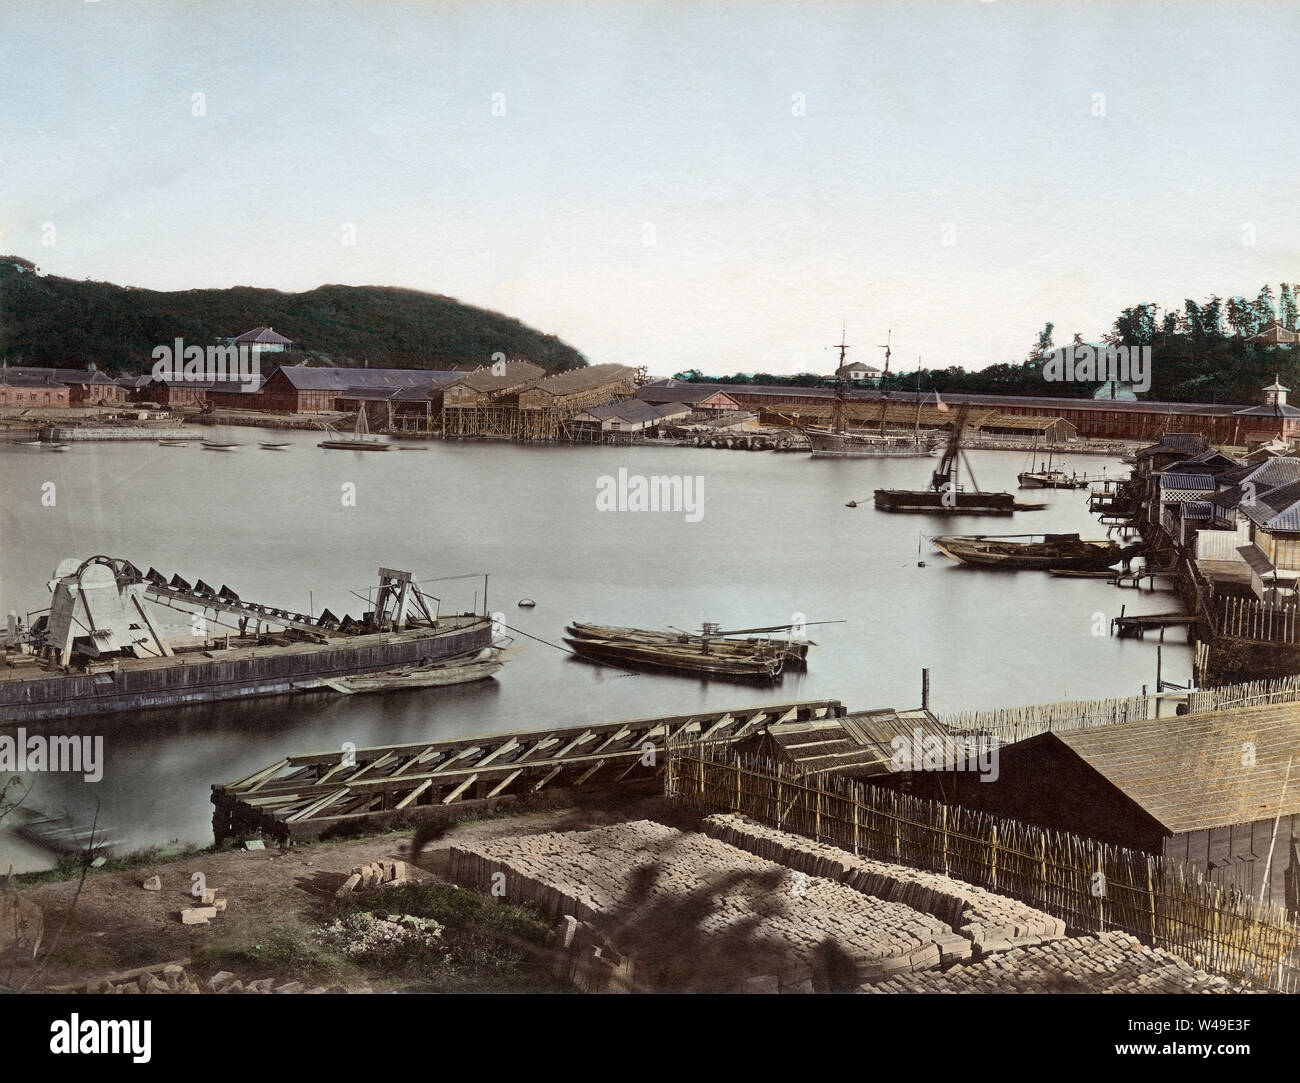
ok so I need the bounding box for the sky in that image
[3,0,1299,377]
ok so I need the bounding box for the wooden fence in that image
[939,695,1153,743]
[1217,595,1300,645]
[939,673,1300,745]
[666,743,1300,992]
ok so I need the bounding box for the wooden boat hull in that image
[563,636,784,679]
[1017,471,1086,489]
[566,622,810,663]
[318,441,392,451]
[803,429,937,458]
[320,647,511,694]
[874,489,1017,515]
[931,534,1136,570]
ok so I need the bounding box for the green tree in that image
[1280,283,1297,331]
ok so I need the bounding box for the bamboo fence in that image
[938,674,1300,745]
[666,742,1300,992]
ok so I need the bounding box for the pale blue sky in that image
[3,0,1297,375]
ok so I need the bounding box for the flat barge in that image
[1,556,492,724]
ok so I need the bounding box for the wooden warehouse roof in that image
[1050,701,1300,834]
[749,708,949,778]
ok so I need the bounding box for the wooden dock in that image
[211,699,844,842]
[1111,612,1196,640]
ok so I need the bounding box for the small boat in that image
[318,409,391,451]
[567,621,813,666]
[41,443,69,451]
[518,599,536,608]
[259,441,291,449]
[1017,437,1086,489]
[321,647,515,694]
[931,533,1143,571]
[201,441,240,451]
[157,439,189,447]
[563,634,785,679]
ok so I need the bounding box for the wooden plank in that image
[472,738,520,770]
[394,779,433,810]
[284,787,351,822]
[574,762,603,785]
[485,769,523,798]
[441,774,479,804]
[228,757,289,792]
[531,766,564,793]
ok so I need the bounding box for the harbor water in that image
[0,433,1187,870]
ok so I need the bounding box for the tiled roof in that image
[1134,434,1208,458]
[1180,501,1213,520]
[1159,473,1216,489]
[6,366,117,385]
[1241,478,1300,530]
[636,385,739,405]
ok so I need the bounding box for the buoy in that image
[917,561,926,567]
[517,599,536,608]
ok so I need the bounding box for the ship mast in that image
[829,323,850,433]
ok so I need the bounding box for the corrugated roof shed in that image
[1051,702,1300,834]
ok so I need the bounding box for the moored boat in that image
[563,633,785,679]
[875,405,1022,516]
[566,621,812,665]
[930,533,1143,570]
[320,646,515,694]
[318,409,391,451]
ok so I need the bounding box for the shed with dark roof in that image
[953,702,1300,910]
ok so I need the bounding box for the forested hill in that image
[0,257,588,373]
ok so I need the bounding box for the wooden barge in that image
[0,557,493,724]
[211,699,845,842]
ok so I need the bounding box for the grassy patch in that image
[325,883,564,992]
[192,924,352,984]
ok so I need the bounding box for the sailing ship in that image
[320,646,514,694]
[874,405,1021,514]
[318,407,391,451]
[800,328,937,458]
[930,533,1143,571]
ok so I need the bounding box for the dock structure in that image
[1111,612,1196,640]
[211,699,845,842]
[440,364,641,441]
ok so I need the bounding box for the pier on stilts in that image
[1110,610,1196,640]
[212,699,844,843]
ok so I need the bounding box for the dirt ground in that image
[5,794,691,991]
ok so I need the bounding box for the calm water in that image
[0,433,1186,870]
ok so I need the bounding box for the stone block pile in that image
[703,814,1066,960]
[863,931,1254,994]
[447,819,962,991]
